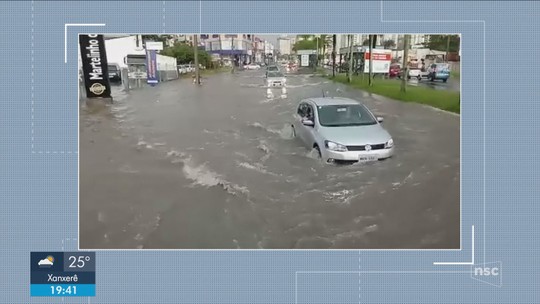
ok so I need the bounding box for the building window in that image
[212,34,219,38]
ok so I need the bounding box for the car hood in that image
[267,77,285,81]
[318,124,392,145]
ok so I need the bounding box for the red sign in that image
[364,53,392,60]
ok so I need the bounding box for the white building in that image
[277,37,292,55]
[79,35,177,74]
[264,41,274,55]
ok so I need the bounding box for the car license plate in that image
[359,156,378,162]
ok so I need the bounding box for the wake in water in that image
[249,122,295,140]
[181,158,250,197]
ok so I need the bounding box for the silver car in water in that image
[292,97,394,163]
[266,71,286,87]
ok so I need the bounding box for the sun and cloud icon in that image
[38,255,54,267]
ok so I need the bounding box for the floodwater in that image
[80,69,460,249]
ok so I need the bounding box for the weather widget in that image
[30,252,96,297]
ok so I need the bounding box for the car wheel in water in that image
[443,78,447,83]
[417,76,422,80]
[314,145,322,158]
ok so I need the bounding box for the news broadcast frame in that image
[0,1,538,303]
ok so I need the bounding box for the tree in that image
[297,34,314,41]
[293,39,317,51]
[424,35,460,52]
[142,35,171,43]
[362,39,370,46]
[383,39,396,49]
[161,42,211,67]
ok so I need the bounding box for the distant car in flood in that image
[427,63,450,82]
[266,71,286,87]
[265,65,280,77]
[244,63,261,70]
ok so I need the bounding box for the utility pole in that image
[368,35,373,87]
[193,34,201,85]
[446,35,451,62]
[315,35,319,69]
[332,34,337,78]
[347,35,354,83]
[401,34,410,93]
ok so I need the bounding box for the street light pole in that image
[446,35,451,61]
[332,34,337,78]
[368,35,373,87]
[401,34,411,93]
[193,34,201,85]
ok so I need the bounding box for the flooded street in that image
[80,69,460,249]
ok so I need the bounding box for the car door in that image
[303,103,318,147]
[294,103,308,145]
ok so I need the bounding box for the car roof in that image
[303,97,362,106]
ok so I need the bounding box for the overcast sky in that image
[257,34,286,45]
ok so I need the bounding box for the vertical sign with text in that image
[79,34,112,98]
[146,50,158,85]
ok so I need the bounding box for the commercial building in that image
[202,34,255,65]
[79,35,178,83]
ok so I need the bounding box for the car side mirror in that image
[377,117,384,123]
[302,119,315,127]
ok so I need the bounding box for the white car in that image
[177,65,187,74]
[244,64,260,70]
[292,97,394,163]
[266,71,286,87]
[408,68,422,80]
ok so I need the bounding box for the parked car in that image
[291,97,394,163]
[427,63,450,82]
[408,67,422,80]
[107,64,121,82]
[266,71,286,87]
[389,64,401,78]
[177,65,187,74]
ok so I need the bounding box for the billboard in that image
[146,50,158,85]
[363,49,392,74]
[79,34,112,98]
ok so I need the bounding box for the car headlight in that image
[325,140,348,152]
[385,138,394,149]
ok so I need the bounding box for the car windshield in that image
[317,104,377,127]
[267,72,283,78]
[436,64,449,70]
[267,66,278,71]
[108,65,118,71]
